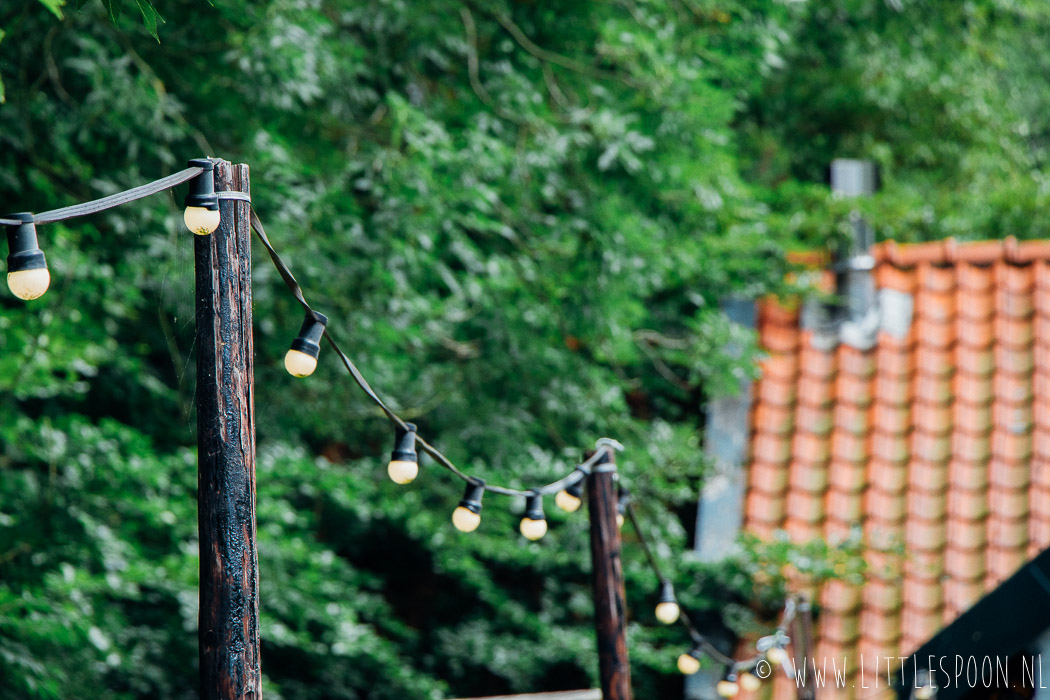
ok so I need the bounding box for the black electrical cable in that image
[247,206,609,497]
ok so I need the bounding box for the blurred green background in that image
[1,0,1048,697]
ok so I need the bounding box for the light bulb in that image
[739,672,761,692]
[717,679,740,697]
[520,493,547,540]
[184,206,221,235]
[285,312,328,378]
[655,581,679,624]
[284,349,318,377]
[184,158,219,235]
[677,652,701,675]
[387,423,418,484]
[387,460,418,484]
[520,517,548,540]
[616,513,625,528]
[766,646,787,666]
[5,214,49,300]
[453,481,484,533]
[655,601,680,625]
[555,488,582,513]
[8,268,50,300]
[915,686,935,700]
[452,506,481,532]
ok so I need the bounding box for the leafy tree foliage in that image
[0,0,1047,697]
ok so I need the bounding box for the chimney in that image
[830,158,879,349]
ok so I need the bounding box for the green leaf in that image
[36,0,65,19]
[134,0,163,41]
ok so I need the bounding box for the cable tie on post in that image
[215,191,252,202]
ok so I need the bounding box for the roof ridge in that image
[874,237,1050,266]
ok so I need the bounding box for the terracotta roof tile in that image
[957,315,996,349]
[834,403,870,436]
[868,458,908,493]
[946,487,988,520]
[827,489,863,521]
[796,403,834,436]
[947,457,989,490]
[917,263,956,293]
[745,241,1050,698]
[946,516,988,550]
[749,460,790,494]
[759,352,800,382]
[828,459,868,493]
[943,545,985,579]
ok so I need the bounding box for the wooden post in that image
[587,449,632,700]
[195,160,262,699]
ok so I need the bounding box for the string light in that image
[555,480,583,513]
[386,423,419,484]
[677,648,702,675]
[765,645,788,666]
[5,214,50,300]
[284,312,328,377]
[716,673,740,697]
[738,671,761,692]
[3,161,811,691]
[519,492,548,540]
[183,158,220,235]
[452,481,485,533]
[654,580,680,624]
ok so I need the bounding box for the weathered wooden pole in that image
[587,449,632,700]
[194,159,262,699]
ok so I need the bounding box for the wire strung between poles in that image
[247,206,609,498]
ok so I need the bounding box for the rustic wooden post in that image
[195,159,262,699]
[587,449,632,700]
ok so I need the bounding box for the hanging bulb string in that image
[248,206,612,498]
[623,497,807,674]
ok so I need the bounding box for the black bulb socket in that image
[6,213,46,273]
[390,423,418,463]
[458,481,485,514]
[289,312,329,359]
[185,158,219,211]
[565,480,584,499]
[658,580,676,605]
[524,492,545,521]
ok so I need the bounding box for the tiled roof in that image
[741,238,1050,700]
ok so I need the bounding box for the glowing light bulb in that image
[284,349,318,377]
[655,601,680,625]
[616,513,625,528]
[520,493,547,540]
[677,652,701,675]
[387,460,418,484]
[655,580,680,624]
[387,423,418,484]
[717,679,740,697]
[453,482,484,533]
[739,672,761,692]
[285,312,328,378]
[520,517,548,540]
[555,486,582,513]
[915,686,935,700]
[184,206,220,235]
[5,214,49,300]
[766,646,787,666]
[184,158,220,235]
[8,268,50,300]
[452,506,481,532]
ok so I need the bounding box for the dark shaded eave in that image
[895,546,1050,700]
